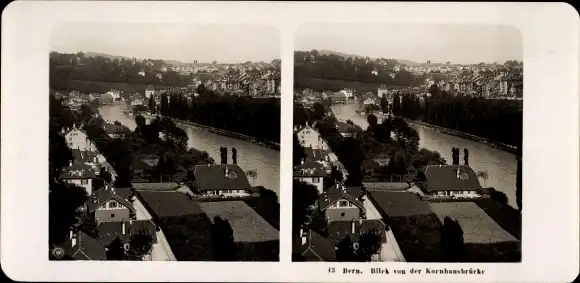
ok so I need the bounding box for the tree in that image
[76,216,99,240]
[231,147,237,165]
[357,228,383,262]
[311,102,326,121]
[126,229,154,260]
[49,130,74,182]
[293,133,306,165]
[476,170,489,187]
[148,95,156,114]
[463,148,469,165]
[99,168,113,184]
[367,114,378,130]
[387,150,408,182]
[106,236,125,260]
[335,236,357,262]
[380,95,389,114]
[490,189,508,206]
[292,180,319,237]
[211,216,238,261]
[135,115,146,129]
[49,182,88,246]
[246,169,258,186]
[440,216,465,262]
[155,153,177,182]
[330,165,344,185]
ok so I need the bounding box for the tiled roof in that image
[303,147,329,163]
[293,161,327,177]
[363,182,411,191]
[298,230,336,261]
[327,220,387,246]
[58,231,107,260]
[193,164,251,191]
[59,162,97,180]
[131,182,181,191]
[318,185,364,211]
[97,219,158,247]
[424,165,482,192]
[71,149,98,164]
[335,122,358,134]
[87,187,134,213]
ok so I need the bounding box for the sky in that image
[295,23,522,64]
[51,23,280,64]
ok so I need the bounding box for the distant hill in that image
[84,52,187,65]
[84,52,132,61]
[314,49,419,66]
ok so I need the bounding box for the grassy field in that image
[428,202,519,244]
[475,199,522,240]
[199,201,279,243]
[294,77,406,93]
[368,191,521,262]
[136,191,214,261]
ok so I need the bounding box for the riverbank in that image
[142,113,280,151]
[403,119,519,155]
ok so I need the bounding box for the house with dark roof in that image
[327,219,387,261]
[103,123,127,139]
[295,125,330,150]
[60,162,97,195]
[294,160,328,194]
[318,185,366,222]
[192,164,255,199]
[97,219,158,260]
[335,121,358,138]
[87,186,135,224]
[53,230,107,261]
[295,228,336,261]
[421,165,484,199]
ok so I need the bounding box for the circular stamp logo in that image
[52,247,65,258]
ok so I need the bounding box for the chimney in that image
[351,220,356,234]
[122,221,126,235]
[456,168,460,178]
[70,231,77,247]
[225,166,229,176]
[69,161,73,167]
[301,229,307,246]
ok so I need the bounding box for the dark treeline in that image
[156,86,281,143]
[50,51,191,91]
[395,85,523,148]
[294,50,423,88]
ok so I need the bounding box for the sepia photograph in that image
[48,23,281,262]
[292,23,523,262]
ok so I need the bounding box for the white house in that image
[295,125,330,150]
[339,89,354,100]
[106,89,121,101]
[64,127,98,152]
[293,160,327,195]
[145,85,155,99]
[377,86,389,98]
[59,162,96,195]
[138,70,146,77]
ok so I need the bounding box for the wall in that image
[294,176,324,195]
[65,129,98,152]
[297,127,329,150]
[325,207,360,222]
[95,200,131,223]
[64,178,93,195]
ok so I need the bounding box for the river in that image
[98,104,280,197]
[331,102,519,209]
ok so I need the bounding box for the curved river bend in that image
[331,103,518,209]
[98,105,280,197]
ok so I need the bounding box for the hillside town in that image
[292,103,522,262]
[50,94,280,261]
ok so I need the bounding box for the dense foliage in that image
[158,89,281,143]
[50,52,190,92]
[396,85,523,148]
[294,50,423,91]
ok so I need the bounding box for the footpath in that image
[133,197,177,261]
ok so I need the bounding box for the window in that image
[339,200,348,207]
[312,177,320,183]
[81,179,88,185]
[109,201,118,209]
[341,212,345,217]
[110,213,115,218]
